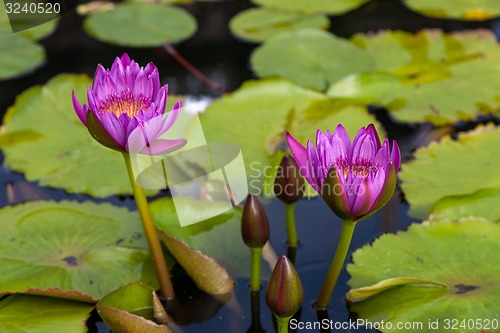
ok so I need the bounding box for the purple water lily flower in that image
[286,124,400,222]
[72,53,186,155]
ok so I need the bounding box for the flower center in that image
[99,90,151,118]
[335,158,380,178]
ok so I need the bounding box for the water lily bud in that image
[265,256,303,318]
[273,154,305,205]
[241,194,270,248]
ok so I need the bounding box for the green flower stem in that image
[250,247,263,291]
[285,203,298,247]
[315,220,356,309]
[276,316,292,333]
[123,154,175,300]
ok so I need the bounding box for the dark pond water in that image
[1,0,499,332]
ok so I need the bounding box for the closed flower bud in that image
[265,256,303,318]
[241,194,270,248]
[273,154,305,205]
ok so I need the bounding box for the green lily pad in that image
[0,200,157,301]
[229,8,330,43]
[0,1,58,40]
[97,282,172,333]
[83,3,197,47]
[0,294,93,333]
[0,74,162,197]
[430,188,500,223]
[252,0,370,15]
[328,29,500,125]
[400,124,500,219]
[151,197,261,279]
[192,78,382,195]
[348,218,500,333]
[0,32,44,80]
[251,29,372,91]
[403,0,500,21]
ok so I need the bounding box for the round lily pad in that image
[328,29,500,125]
[229,7,330,43]
[0,200,157,301]
[430,188,500,223]
[0,32,44,80]
[251,29,372,91]
[403,0,500,21]
[252,0,370,15]
[400,124,500,219]
[190,78,382,195]
[0,294,94,333]
[347,218,500,333]
[0,74,161,197]
[83,3,197,47]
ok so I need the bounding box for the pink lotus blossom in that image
[286,124,400,222]
[72,53,186,154]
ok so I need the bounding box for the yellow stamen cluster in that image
[100,90,151,118]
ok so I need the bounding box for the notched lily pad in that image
[83,3,197,47]
[252,0,370,15]
[252,29,372,91]
[0,294,94,333]
[0,33,45,80]
[97,282,172,333]
[400,124,500,218]
[0,74,161,197]
[0,200,157,301]
[348,218,500,333]
[191,78,381,195]
[229,7,329,43]
[403,0,500,21]
[328,29,500,125]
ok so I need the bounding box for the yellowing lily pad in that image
[252,0,370,15]
[0,74,163,197]
[0,200,157,301]
[97,282,172,333]
[0,294,94,333]
[251,29,372,91]
[192,78,381,195]
[348,218,500,333]
[151,197,258,279]
[328,29,500,125]
[83,3,197,47]
[229,7,330,43]
[400,124,500,219]
[403,0,500,21]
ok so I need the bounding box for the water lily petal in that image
[307,139,322,192]
[86,111,125,152]
[322,166,352,221]
[286,133,310,185]
[72,91,87,125]
[366,123,381,149]
[352,133,377,164]
[391,140,401,172]
[99,112,126,146]
[370,163,397,214]
[349,175,372,218]
[374,139,390,167]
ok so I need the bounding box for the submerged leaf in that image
[348,218,500,332]
[0,201,157,301]
[0,294,93,333]
[400,124,500,218]
[83,3,197,47]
